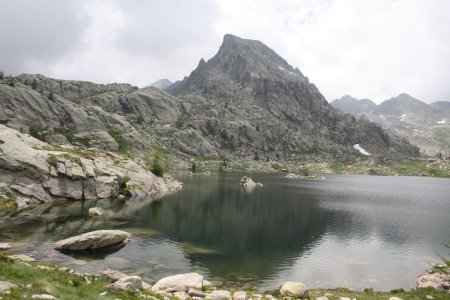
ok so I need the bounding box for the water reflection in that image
[0,173,449,290]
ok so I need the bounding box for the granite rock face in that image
[0,124,182,207]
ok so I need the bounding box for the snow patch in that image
[379,114,385,120]
[400,114,407,122]
[353,144,371,156]
[437,120,446,124]
[278,66,285,71]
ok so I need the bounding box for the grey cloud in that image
[0,0,85,75]
[113,0,219,58]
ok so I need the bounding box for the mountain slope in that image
[0,34,419,165]
[167,34,418,158]
[331,94,450,155]
[330,95,377,116]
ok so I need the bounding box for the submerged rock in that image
[55,230,131,251]
[280,281,308,297]
[152,272,204,292]
[88,207,105,217]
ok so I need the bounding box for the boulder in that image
[240,176,256,189]
[188,287,206,298]
[105,275,143,292]
[152,272,204,292]
[0,243,11,250]
[232,291,247,300]
[280,281,308,297]
[206,290,231,300]
[55,230,131,251]
[0,281,17,293]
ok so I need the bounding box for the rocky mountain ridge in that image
[0,34,419,170]
[331,94,450,155]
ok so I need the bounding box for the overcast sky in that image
[1,0,449,103]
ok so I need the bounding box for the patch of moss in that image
[107,128,130,155]
[0,187,17,209]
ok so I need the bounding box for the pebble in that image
[426,296,434,300]
[388,297,404,300]
[99,291,107,296]
[0,243,11,250]
[316,297,328,300]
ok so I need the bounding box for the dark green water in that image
[1,173,449,290]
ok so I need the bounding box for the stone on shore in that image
[152,272,204,292]
[188,287,206,298]
[0,243,11,250]
[233,291,247,300]
[55,230,131,251]
[9,254,36,262]
[416,265,450,290]
[31,295,56,299]
[280,281,308,297]
[105,275,143,292]
[206,290,231,300]
[88,207,105,217]
[0,281,17,293]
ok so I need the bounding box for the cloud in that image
[0,0,449,103]
[0,0,86,75]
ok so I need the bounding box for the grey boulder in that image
[55,230,131,251]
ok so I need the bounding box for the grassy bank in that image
[0,254,449,300]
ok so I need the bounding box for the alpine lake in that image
[1,173,449,291]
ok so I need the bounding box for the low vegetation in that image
[145,147,167,177]
[0,187,17,209]
[107,127,130,155]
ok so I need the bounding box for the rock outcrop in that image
[54,230,131,251]
[0,124,182,207]
[416,264,450,291]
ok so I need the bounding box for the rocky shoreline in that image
[0,230,448,300]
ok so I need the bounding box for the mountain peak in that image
[167,34,305,96]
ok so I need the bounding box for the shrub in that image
[31,79,38,90]
[191,161,197,173]
[146,148,166,177]
[107,128,130,154]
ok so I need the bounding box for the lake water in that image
[1,173,449,291]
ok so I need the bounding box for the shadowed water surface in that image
[1,173,449,290]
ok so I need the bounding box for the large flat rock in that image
[55,230,131,251]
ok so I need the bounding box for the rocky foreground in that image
[0,124,182,208]
[0,251,448,300]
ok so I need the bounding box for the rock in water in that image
[280,281,308,297]
[152,272,204,292]
[88,207,105,217]
[55,230,131,251]
[240,176,262,189]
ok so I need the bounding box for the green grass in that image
[0,255,138,300]
[43,145,97,160]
